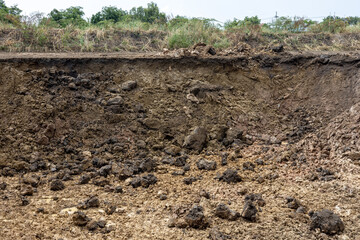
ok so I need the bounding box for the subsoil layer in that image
[0,52,360,239]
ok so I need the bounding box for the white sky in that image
[4,0,360,23]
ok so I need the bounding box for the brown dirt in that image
[0,51,360,240]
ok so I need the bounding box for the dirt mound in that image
[0,52,360,239]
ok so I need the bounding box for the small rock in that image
[310,209,344,235]
[215,203,240,221]
[208,228,232,240]
[185,205,209,229]
[107,96,124,106]
[220,152,228,166]
[164,145,181,156]
[172,156,188,167]
[183,164,191,172]
[255,158,264,165]
[223,128,243,146]
[114,186,123,193]
[0,182,7,190]
[20,196,30,206]
[20,185,34,196]
[172,170,185,176]
[256,176,265,184]
[286,197,301,209]
[50,179,65,191]
[105,205,116,215]
[97,220,106,228]
[121,80,137,91]
[73,211,90,226]
[243,162,255,171]
[92,177,110,187]
[241,200,257,222]
[98,165,112,177]
[36,208,46,214]
[68,82,77,90]
[87,220,98,231]
[23,176,39,187]
[218,169,242,183]
[184,177,198,185]
[92,158,108,168]
[159,194,167,200]
[78,174,91,184]
[200,190,210,199]
[271,45,284,53]
[296,206,307,214]
[196,159,217,170]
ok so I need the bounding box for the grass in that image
[1,18,360,52]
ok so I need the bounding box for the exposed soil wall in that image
[0,52,359,239]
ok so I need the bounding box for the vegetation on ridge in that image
[1,0,360,52]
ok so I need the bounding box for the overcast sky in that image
[4,0,360,23]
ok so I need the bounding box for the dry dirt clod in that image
[241,200,258,222]
[183,127,207,152]
[215,203,240,221]
[245,194,266,207]
[130,174,157,188]
[184,177,199,185]
[217,169,242,183]
[309,209,345,235]
[185,205,209,229]
[50,179,65,191]
[197,159,217,171]
[73,211,90,226]
[79,196,100,209]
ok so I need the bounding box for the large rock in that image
[183,127,207,152]
[310,209,345,235]
[223,127,244,146]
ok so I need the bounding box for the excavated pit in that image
[0,52,360,239]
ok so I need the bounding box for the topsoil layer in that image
[0,51,359,240]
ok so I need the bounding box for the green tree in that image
[129,2,166,24]
[91,6,128,24]
[0,0,22,24]
[224,16,261,32]
[48,6,87,28]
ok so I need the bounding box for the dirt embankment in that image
[0,52,359,239]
